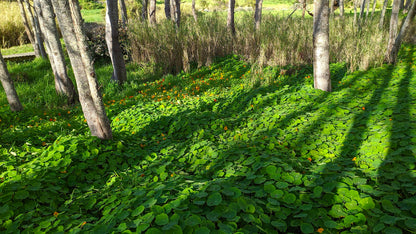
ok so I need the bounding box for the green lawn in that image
[1,43,415,232]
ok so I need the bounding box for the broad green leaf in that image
[300,223,314,234]
[14,190,29,200]
[282,193,296,204]
[359,197,375,210]
[185,215,201,226]
[132,206,145,216]
[207,192,222,206]
[155,213,169,226]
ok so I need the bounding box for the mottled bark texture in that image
[34,0,76,104]
[0,52,23,112]
[379,0,388,27]
[24,0,47,58]
[165,0,171,20]
[142,0,148,21]
[17,0,37,57]
[313,0,331,92]
[254,0,263,31]
[192,0,197,22]
[149,0,157,25]
[227,0,236,35]
[385,0,401,63]
[51,0,112,139]
[119,0,128,26]
[106,0,127,83]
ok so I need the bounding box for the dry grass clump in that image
[0,1,26,48]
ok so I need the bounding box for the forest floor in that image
[0,44,416,233]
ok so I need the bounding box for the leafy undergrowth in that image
[1,45,416,233]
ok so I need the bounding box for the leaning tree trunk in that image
[192,0,198,22]
[17,0,38,57]
[149,0,157,25]
[34,0,76,104]
[165,0,171,19]
[313,0,331,92]
[119,0,128,26]
[371,0,377,17]
[106,0,127,83]
[379,0,388,27]
[0,52,23,112]
[227,0,236,35]
[24,0,47,58]
[142,0,148,21]
[254,0,263,31]
[51,0,112,139]
[386,0,416,63]
[385,0,401,63]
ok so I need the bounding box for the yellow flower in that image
[317,228,324,233]
[224,126,228,131]
[352,157,357,161]
[53,211,59,217]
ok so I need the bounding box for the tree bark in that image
[365,0,371,19]
[379,0,388,27]
[339,0,344,17]
[24,0,47,58]
[404,0,412,12]
[51,0,112,139]
[34,0,76,104]
[254,0,263,31]
[149,0,157,25]
[313,0,331,92]
[142,0,148,21]
[0,52,23,112]
[17,0,38,57]
[354,0,358,25]
[165,0,171,20]
[400,0,405,10]
[301,0,307,18]
[119,0,128,26]
[386,0,416,63]
[192,0,198,22]
[371,0,377,17]
[171,0,181,27]
[106,0,127,83]
[385,0,401,63]
[227,0,236,35]
[330,0,335,15]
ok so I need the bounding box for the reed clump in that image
[0,1,26,48]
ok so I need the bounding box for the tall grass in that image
[129,13,389,73]
[0,1,26,48]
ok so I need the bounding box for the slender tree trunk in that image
[227,0,236,35]
[0,52,23,112]
[371,0,377,17]
[404,0,412,12]
[51,0,112,139]
[119,0,128,26]
[365,0,371,19]
[165,0,171,20]
[106,0,127,83]
[313,0,331,92]
[192,0,198,22]
[254,0,263,31]
[359,0,366,19]
[339,0,344,17]
[330,0,335,15]
[386,0,416,63]
[171,0,181,27]
[34,0,76,104]
[301,0,307,18]
[24,0,47,58]
[379,0,388,27]
[142,0,148,21]
[385,0,401,63]
[149,0,157,25]
[17,0,38,57]
[354,0,358,25]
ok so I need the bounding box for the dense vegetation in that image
[1,42,416,232]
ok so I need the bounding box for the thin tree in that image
[379,0,388,27]
[34,0,76,104]
[339,0,344,17]
[17,0,38,57]
[301,0,307,18]
[106,0,127,83]
[227,0,236,35]
[354,0,358,25]
[0,52,23,112]
[385,0,401,63]
[51,0,112,139]
[386,0,416,63]
[142,0,148,21]
[149,0,157,25]
[165,0,171,20]
[313,0,331,92]
[371,0,377,17]
[119,0,128,26]
[24,0,47,58]
[254,0,263,31]
[192,0,198,22]
[171,0,181,27]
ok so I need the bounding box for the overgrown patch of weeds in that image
[1,46,416,233]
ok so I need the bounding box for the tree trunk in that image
[171,0,181,27]
[227,0,236,35]
[400,0,405,10]
[51,0,112,139]
[192,0,198,22]
[301,0,307,18]
[404,0,412,12]
[0,52,23,112]
[371,0,377,17]
[386,0,416,63]
[24,0,47,58]
[379,0,388,27]
[385,0,401,63]
[254,0,263,31]
[17,0,38,57]
[359,0,366,19]
[106,0,127,83]
[34,0,76,104]
[354,0,358,25]
[149,0,157,25]
[330,0,335,15]
[165,0,171,20]
[365,0,371,19]
[119,0,128,26]
[339,0,344,17]
[142,0,148,21]
[313,0,331,92]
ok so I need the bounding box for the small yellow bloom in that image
[352,157,357,161]
[317,228,324,233]
[53,211,59,217]
[224,126,228,131]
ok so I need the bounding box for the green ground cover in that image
[0,45,416,233]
